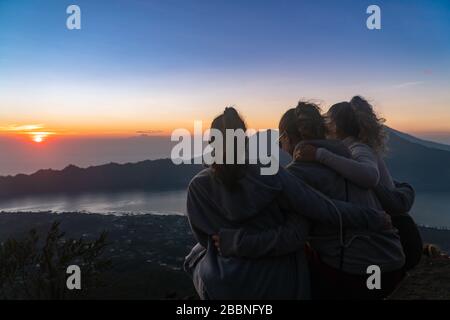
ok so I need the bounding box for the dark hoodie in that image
[184,164,387,299]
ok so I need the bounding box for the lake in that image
[0,190,449,228]
[0,190,187,216]
[410,192,450,228]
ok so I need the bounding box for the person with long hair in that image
[184,107,389,300]
[297,96,423,270]
[212,102,407,299]
[298,96,391,188]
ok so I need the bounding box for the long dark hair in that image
[210,107,247,189]
[327,96,387,153]
[279,101,326,154]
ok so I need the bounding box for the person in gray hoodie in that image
[184,107,390,300]
[213,102,408,299]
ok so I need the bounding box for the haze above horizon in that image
[0,0,449,174]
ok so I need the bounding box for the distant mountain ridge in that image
[386,127,450,152]
[384,129,450,192]
[0,160,202,199]
[0,128,449,199]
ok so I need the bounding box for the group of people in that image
[184,96,423,300]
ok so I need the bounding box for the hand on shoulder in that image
[294,144,318,162]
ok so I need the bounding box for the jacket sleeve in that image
[316,144,380,188]
[219,213,308,258]
[278,168,387,231]
[186,180,213,248]
[374,181,415,215]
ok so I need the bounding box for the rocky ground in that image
[0,212,448,299]
[389,257,450,300]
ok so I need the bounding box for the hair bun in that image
[224,106,238,116]
[350,95,365,104]
[221,106,246,131]
[350,95,370,113]
[294,102,308,118]
[295,101,322,121]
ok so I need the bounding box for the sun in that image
[28,131,53,143]
[32,134,45,143]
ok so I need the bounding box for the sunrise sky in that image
[0,0,449,174]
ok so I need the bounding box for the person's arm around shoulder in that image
[214,168,391,259]
[217,213,309,258]
[277,167,388,230]
[297,142,380,189]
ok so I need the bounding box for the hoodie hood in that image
[189,165,282,222]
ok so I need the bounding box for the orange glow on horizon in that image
[2,111,450,140]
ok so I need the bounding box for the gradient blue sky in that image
[0,0,449,136]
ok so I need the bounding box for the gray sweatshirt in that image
[184,165,387,299]
[316,137,395,189]
[218,141,405,275]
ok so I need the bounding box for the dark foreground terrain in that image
[389,257,450,300]
[0,212,197,299]
[0,212,449,299]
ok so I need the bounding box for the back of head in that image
[210,107,247,189]
[279,101,326,153]
[211,107,246,133]
[328,96,386,153]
